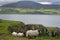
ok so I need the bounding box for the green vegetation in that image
[46,27,58,31]
[0,8,60,14]
[0,35,60,40]
[0,19,24,34]
[0,19,60,40]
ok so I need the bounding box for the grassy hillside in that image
[0,19,24,34]
[0,19,60,40]
[0,8,60,14]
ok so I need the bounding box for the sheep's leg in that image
[26,33,28,37]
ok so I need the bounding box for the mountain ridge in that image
[1,1,60,9]
[1,1,42,9]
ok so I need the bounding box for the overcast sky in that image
[0,0,60,2]
[0,0,60,6]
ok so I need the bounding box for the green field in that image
[0,19,60,40]
[0,35,60,40]
[0,8,60,14]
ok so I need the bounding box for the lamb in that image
[12,32,24,37]
[26,30,39,38]
[12,32,17,36]
[17,33,24,37]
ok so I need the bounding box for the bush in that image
[8,25,26,33]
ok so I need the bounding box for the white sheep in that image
[17,33,24,37]
[26,30,39,37]
[12,32,17,36]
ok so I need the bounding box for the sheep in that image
[47,31,58,37]
[17,33,24,37]
[26,30,39,38]
[12,32,17,36]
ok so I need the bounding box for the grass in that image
[46,27,58,31]
[0,34,60,40]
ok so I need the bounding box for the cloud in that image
[0,0,21,6]
[38,2,52,5]
[21,0,60,2]
[0,0,60,3]
[0,0,21,2]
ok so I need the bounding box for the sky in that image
[0,0,60,6]
[0,0,60,2]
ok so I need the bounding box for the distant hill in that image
[1,1,60,9]
[42,4,60,9]
[1,1,42,9]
